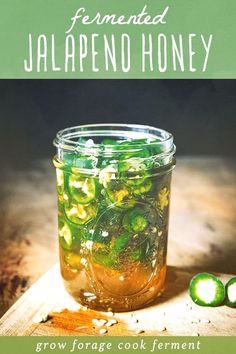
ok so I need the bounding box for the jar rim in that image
[53,123,175,156]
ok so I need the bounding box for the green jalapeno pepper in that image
[123,207,148,233]
[130,240,148,262]
[106,180,135,209]
[132,179,153,196]
[189,273,225,307]
[63,152,76,168]
[56,169,64,195]
[64,202,97,225]
[91,208,122,244]
[67,174,97,204]
[225,277,236,307]
[93,249,117,268]
[58,218,81,251]
[113,231,130,253]
[118,155,149,173]
[62,150,99,171]
[89,229,112,244]
[101,138,119,146]
[72,156,99,171]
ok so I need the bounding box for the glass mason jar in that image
[53,124,175,312]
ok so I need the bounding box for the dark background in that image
[1,80,235,167]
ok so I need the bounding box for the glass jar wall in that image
[53,124,175,311]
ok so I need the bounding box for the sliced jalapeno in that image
[189,273,225,307]
[91,229,112,244]
[132,179,153,196]
[123,207,148,233]
[225,277,236,307]
[56,169,64,195]
[93,249,117,268]
[130,241,148,262]
[122,170,153,196]
[63,152,76,167]
[121,148,150,161]
[58,218,81,251]
[62,149,99,171]
[68,174,96,204]
[91,208,122,244]
[150,140,164,155]
[64,202,97,225]
[101,138,118,146]
[113,231,130,253]
[118,141,151,172]
[72,155,99,171]
[125,173,148,186]
[118,157,149,173]
[106,180,135,209]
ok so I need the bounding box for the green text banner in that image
[0,0,236,78]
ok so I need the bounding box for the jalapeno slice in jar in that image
[68,174,97,204]
[121,168,154,197]
[124,170,149,186]
[92,247,117,268]
[73,156,99,171]
[101,138,118,146]
[189,273,225,306]
[130,240,148,262]
[225,277,236,307]
[90,208,122,244]
[132,179,153,196]
[106,180,135,209]
[113,231,130,253]
[118,156,150,174]
[123,207,148,233]
[55,168,64,195]
[63,152,76,168]
[64,202,97,225]
[93,253,117,268]
[58,218,81,250]
[89,229,112,244]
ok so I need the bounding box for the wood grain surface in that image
[0,264,235,336]
[0,157,235,333]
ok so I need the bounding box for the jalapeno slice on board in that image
[58,218,81,251]
[225,277,236,307]
[189,273,225,306]
[68,174,96,204]
[123,207,148,233]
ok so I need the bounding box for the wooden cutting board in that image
[0,264,235,336]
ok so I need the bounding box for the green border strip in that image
[0,336,236,354]
[0,0,236,78]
